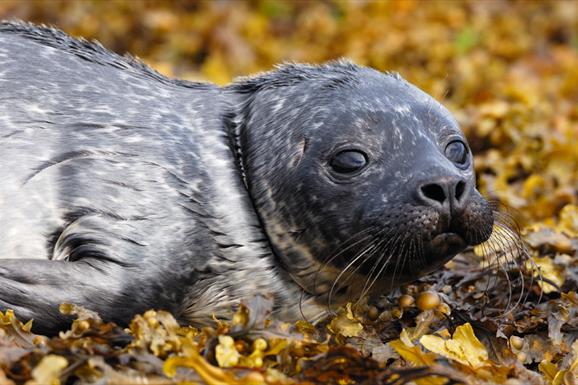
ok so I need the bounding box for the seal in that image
[0,21,494,334]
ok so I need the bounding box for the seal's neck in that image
[224,93,351,320]
[177,98,326,325]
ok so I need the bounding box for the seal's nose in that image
[417,177,467,214]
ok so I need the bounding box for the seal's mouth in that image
[431,232,467,256]
[421,232,467,273]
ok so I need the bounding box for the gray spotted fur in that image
[0,21,493,333]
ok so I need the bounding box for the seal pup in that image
[0,21,494,334]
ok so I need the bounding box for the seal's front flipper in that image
[0,259,133,335]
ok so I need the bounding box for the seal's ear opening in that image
[290,137,309,169]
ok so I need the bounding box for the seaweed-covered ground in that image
[0,1,577,384]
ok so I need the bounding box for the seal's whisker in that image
[417,236,426,271]
[355,231,400,304]
[471,224,505,311]
[390,232,407,291]
[472,206,543,315]
[401,237,416,271]
[316,227,377,271]
[336,240,382,295]
[313,228,377,296]
[368,234,412,308]
[356,241,398,306]
[330,242,382,310]
[356,248,395,306]
[492,222,542,312]
[337,227,400,304]
[492,210,520,230]
[327,237,383,310]
[385,233,404,294]
[341,230,393,287]
[498,249,515,313]
[487,199,520,219]
[346,228,402,307]
[490,232,519,313]
[319,227,378,265]
[351,240,390,306]
[356,227,400,294]
[486,223,520,312]
[492,224,526,270]
[480,233,497,314]
[389,232,411,293]
[355,243,387,300]
[394,236,413,290]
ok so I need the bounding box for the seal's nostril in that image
[421,183,446,204]
[455,181,466,201]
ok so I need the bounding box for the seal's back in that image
[0,22,224,261]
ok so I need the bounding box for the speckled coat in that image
[0,22,310,333]
[0,22,493,334]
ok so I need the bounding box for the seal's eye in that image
[445,140,469,166]
[330,150,368,174]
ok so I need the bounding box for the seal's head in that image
[230,61,493,303]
